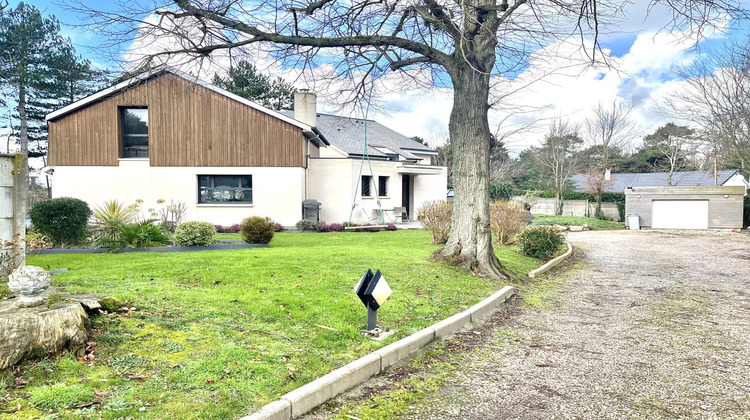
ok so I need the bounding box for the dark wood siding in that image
[48,73,305,167]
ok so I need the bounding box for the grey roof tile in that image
[279,110,435,161]
[571,170,740,192]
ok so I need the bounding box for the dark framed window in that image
[199,175,253,204]
[121,107,149,158]
[362,175,372,197]
[378,176,389,197]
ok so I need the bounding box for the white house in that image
[44,68,447,227]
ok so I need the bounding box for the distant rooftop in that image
[279,110,435,161]
[571,170,742,192]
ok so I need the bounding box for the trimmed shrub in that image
[489,200,528,245]
[241,216,275,244]
[274,223,285,232]
[174,221,216,246]
[214,224,241,233]
[295,219,318,231]
[30,197,91,247]
[363,223,381,232]
[517,225,565,260]
[417,201,452,244]
[318,222,344,232]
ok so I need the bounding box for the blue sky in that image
[8,0,749,152]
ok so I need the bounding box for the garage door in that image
[652,200,709,229]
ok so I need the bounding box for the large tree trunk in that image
[435,62,508,280]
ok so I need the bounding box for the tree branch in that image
[290,0,336,15]
[173,0,452,68]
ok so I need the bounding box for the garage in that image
[651,200,708,229]
[625,186,744,230]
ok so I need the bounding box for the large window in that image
[199,175,253,204]
[121,108,149,158]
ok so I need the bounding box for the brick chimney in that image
[294,90,317,127]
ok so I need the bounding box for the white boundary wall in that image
[513,197,621,221]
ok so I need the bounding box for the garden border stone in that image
[528,241,573,278]
[241,285,515,420]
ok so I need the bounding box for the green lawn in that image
[1,230,541,419]
[531,214,623,230]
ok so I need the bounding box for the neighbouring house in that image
[44,68,447,227]
[624,186,744,229]
[571,170,750,194]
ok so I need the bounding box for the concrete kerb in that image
[243,285,516,419]
[528,241,573,278]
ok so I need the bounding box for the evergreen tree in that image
[0,2,105,157]
[212,61,294,110]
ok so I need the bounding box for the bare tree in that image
[582,166,615,218]
[532,119,583,215]
[586,99,636,168]
[661,38,750,177]
[61,0,746,279]
[584,99,636,215]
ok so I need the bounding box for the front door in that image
[401,175,411,220]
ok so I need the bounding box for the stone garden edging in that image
[527,241,573,278]
[242,285,516,420]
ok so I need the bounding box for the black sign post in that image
[353,269,392,331]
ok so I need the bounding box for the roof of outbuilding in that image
[279,110,435,161]
[571,170,742,192]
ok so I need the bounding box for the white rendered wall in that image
[724,173,749,194]
[51,160,306,226]
[413,168,448,216]
[308,157,447,224]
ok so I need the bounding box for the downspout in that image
[305,139,309,200]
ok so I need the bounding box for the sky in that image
[7,0,750,154]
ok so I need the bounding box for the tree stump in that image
[0,288,113,371]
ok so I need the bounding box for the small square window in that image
[362,175,372,197]
[121,107,149,158]
[378,176,388,197]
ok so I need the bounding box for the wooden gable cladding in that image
[48,73,305,167]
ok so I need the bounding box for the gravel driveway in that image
[307,229,750,419]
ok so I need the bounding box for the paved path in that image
[310,230,750,419]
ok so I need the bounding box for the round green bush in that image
[295,219,318,231]
[174,221,216,246]
[240,216,275,244]
[29,197,91,246]
[517,225,565,260]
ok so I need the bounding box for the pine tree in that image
[212,61,294,110]
[0,2,105,157]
